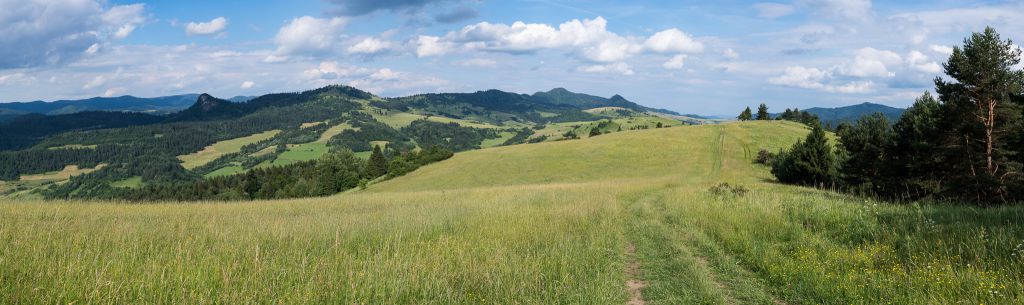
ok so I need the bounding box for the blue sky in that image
[1,0,1022,114]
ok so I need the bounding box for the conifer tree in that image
[756,103,770,120]
[771,121,839,187]
[366,145,388,178]
[738,107,753,121]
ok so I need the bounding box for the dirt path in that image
[625,243,647,305]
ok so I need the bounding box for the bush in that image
[709,182,748,197]
[770,123,840,188]
[755,149,775,165]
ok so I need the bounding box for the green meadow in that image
[2,121,1022,304]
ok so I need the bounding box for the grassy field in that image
[177,130,281,169]
[2,121,1022,304]
[109,176,144,189]
[19,164,108,182]
[271,142,329,166]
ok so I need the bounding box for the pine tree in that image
[771,121,839,187]
[934,26,1024,201]
[756,103,770,120]
[738,107,753,121]
[837,113,894,195]
[366,145,388,178]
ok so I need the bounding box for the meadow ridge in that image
[2,121,1023,304]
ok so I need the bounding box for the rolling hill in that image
[0,85,690,199]
[794,102,905,126]
[3,121,1019,304]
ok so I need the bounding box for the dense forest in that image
[767,27,1024,205]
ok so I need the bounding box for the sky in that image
[0,0,1022,115]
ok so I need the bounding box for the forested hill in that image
[531,88,681,115]
[0,84,689,201]
[798,102,905,126]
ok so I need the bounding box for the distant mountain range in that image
[798,102,905,126]
[0,94,256,122]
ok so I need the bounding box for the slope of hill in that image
[3,121,1018,304]
[798,102,905,126]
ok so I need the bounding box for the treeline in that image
[43,146,453,201]
[769,27,1024,205]
[738,103,820,126]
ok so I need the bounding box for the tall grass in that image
[2,121,1022,304]
[0,184,628,304]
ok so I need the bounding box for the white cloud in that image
[186,17,228,36]
[770,66,874,93]
[348,67,448,95]
[723,48,740,59]
[839,47,901,78]
[643,28,704,54]
[415,35,451,57]
[434,16,702,64]
[102,4,145,39]
[752,2,795,19]
[84,43,101,55]
[663,55,686,69]
[347,37,393,54]
[578,62,634,76]
[929,44,953,55]
[240,81,254,89]
[303,61,367,80]
[272,16,348,57]
[906,50,941,74]
[370,68,400,81]
[82,75,106,90]
[102,87,125,97]
[0,1,145,69]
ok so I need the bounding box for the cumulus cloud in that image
[929,44,953,55]
[415,35,451,57]
[240,81,254,89]
[723,48,740,59]
[770,66,874,93]
[347,37,394,55]
[839,47,902,78]
[186,17,228,36]
[303,61,368,80]
[643,28,704,54]
[906,50,941,74]
[752,2,795,19]
[663,55,687,69]
[436,16,701,63]
[348,67,448,95]
[271,16,348,58]
[0,0,145,69]
[577,62,634,76]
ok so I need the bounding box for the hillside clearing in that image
[19,164,108,182]
[177,130,281,169]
